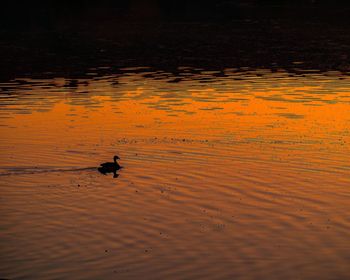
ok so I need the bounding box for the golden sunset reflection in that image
[0,70,349,279]
[1,71,349,150]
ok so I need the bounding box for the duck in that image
[98,155,121,178]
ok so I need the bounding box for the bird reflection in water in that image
[98,155,122,178]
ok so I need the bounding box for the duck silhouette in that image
[98,155,122,178]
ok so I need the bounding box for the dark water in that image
[0,68,350,279]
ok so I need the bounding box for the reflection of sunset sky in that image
[1,69,349,148]
[1,69,350,280]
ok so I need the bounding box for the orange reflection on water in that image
[0,71,350,279]
[1,72,349,151]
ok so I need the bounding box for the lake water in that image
[1,68,350,279]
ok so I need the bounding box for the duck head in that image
[114,155,120,162]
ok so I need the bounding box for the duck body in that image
[98,156,121,178]
[100,161,121,169]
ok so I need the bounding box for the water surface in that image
[0,68,350,279]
